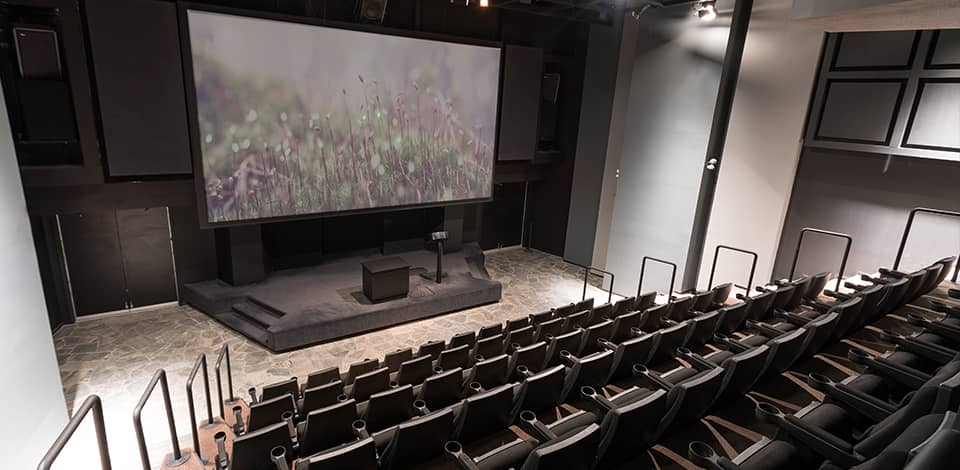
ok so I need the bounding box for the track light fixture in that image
[697,0,717,21]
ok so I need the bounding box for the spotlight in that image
[697,1,717,21]
[480,0,489,7]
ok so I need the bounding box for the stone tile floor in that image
[52,247,619,469]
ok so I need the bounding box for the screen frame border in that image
[177,2,503,229]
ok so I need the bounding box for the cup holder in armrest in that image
[676,347,693,356]
[755,402,782,422]
[581,386,598,399]
[413,399,429,416]
[444,441,463,455]
[351,419,370,439]
[510,342,521,352]
[337,394,349,402]
[468,381,484,394]
[688,441,722,469]
[434,366,444,374]
[519,410,537,424]
[847,348,869,364]
[807,373,832,391]
[474,354,485,362]
[516,365,531,378]
[631,364,649,376]
[389,380,399,388]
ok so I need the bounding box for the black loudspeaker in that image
[358,0,388,23]
[13,26,62,79]
[538,73,561,144]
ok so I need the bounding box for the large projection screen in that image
[183,9,501,225]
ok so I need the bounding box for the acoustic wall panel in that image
[116,208,178,307]
[497,46,543,161]
[928,30,960,68]
[85,0,192,176]
[832,31,918,71]
[904,80,960,152]
[815,80,905,145]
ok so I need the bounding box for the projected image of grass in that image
[196,56,494,223]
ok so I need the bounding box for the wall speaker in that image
[13,26,62,79]
[541,73,560,103]
[358,0,389,23]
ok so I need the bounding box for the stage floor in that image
[183,243,502,351]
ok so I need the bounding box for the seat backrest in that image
[417,340,445,361]
[344,358,380,384]
[299,399,358,456]
[437,344,471,371]
[581,320,615,354]
[534,317,565,342]
[262,377,299,402]
[519,423,600,470]
[478,323,503,339]
[418,367,464,410]
[764,328,809,374]
[563,310,592,331]
[529,310,554,325]
[877,276,911,316]
[453,383,516,443]
[691,291,715,314]
[508,341,548,375]
[466,354,509,389]
[640,303,670,332]
[362,385,415,432]
[636,291,658,313]
[350,367,391,402]
[554,302,579,317]
[231,422,294,470]
[711,283,733,306]
[610,332,660,381]
[504,325,536,350]
[716,302,748,335]
[651,321,692,362]
[784,275,811,311]
[378,409,455,470]
[562,350,615,398]
[686,310,722,348]
[899,270,927,307]
[668,296,694,322]
[855,285,886,327]
[248,393,297,432]
[297,437,377,470]
[474,333,505,360]
[592,303,614,323]
[745,290,775,321]
[612,296,636,317]
[305,367,340,389]
[573,298,595,314]
[545,329,586,367]
[506,317,531,332]
[301,380,345,415]
[805,272,830,300]
[715,345,771,399]
[666,367,726,427]
[832,295,865,340]
[448,331,476,350]
[396,354,434,387]
[799,311,840,358]
[930,256,957,292]
[382,348,414,372]
[596,389,668,464]
[609,310,645,343]
[511,365,567,416]
[770,285,796,312]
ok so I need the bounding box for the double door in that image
[58,207,177,316]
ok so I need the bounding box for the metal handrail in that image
[215,343,238,420]
[133,369,188,469]
[638,256,677,301]
[893,208,960,282]
[789,228,852,285]
[186,353,215,464]
[567,261,616,303]
[38,395,111,470]
[708,245,758,294]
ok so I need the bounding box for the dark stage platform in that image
[183,243,502,351]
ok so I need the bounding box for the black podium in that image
[362,257,410,303]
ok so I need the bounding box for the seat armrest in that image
[746,319,786,339]
[807,374,896,423]
[580,386,616,413]
[632,364,673,391]
[688,442,741,470]
[776,310,812,326]
[907,314,960,344]
[844,281,866,292]
[822,290,851,301]
[351,419,370,439]
[713,334,750,353]
[445,442,481,470]
[559,350,578,367]
[802,300,832,313]
[677,348,718,372]
[517,410,558,442]
[878,268,907,279]
[755,403,861,468]
[847,348,930,390]
[884,331,957,365]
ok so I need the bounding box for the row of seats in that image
[689,256,960,469]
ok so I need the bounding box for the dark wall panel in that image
[816,80,905,145]
[832,31,917,70]
[85,0,192,176]
[904,80,960,152]
[116,208,178,307]
[169,205,217,288]
[480,182,524,249]
[498,46,543,161]
[929,29,960,68]
[58,212,126,315]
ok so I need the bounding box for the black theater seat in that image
[449,384,534,470]
[247,393,297,432]
[612,296,637,317]
[262,377,300,403]
[449,331,477,350]
[532,317,564,342]
[300,380,345,415]
[359,385,417,449]
[302,367,340,393]
[608,309,645,343]
[393,354,435,387]
[463,354,509,392]
[515,423,600,470]
[346,367,391,402]
[343,358,380,384]
[543,329,586,367]
[507,342,547,380]
[437,344,472,371]
[298,399,358,457]
[383,348,414,372]
[418,367,464,411]
[379,408,456,470]
[231,421,295,470]
[295,437,378,470]
[473,334,505,360]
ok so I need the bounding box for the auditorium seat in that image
[710,282,734,307]
[262,377,300,403]
[478,323,503,339]
[507,342,547,380]
[666,295,695,322]
[448,384,534,470]
[295,437,378,470]
[638,303,671,332]
[448,331,477,350]
[543,329,585,367]
[463,354,509,392]
[746,310,841,359]
[532,317,564,342]
[714,327,809,375]
[511,365,595,428]
[506,317,531,332]
[690,290,716,314]
[473,333,505,360]
[612,296,636,317]
[359,385,417,448]
[740,289,776,322]
[418,367,464,411]
[436,344,472,371]
[590,302,614,325]
[346,367,391,402]
[559,349,615,400]
[601,332,660,385]
[633,363,726,431]
[343,358,380,385]
[512,423,600,470]
[607,309,645,343]
[529,310,554,325]
[649,320,693,363]
[683,309,724,348]
[503,325,536,351]
[393,354,434,387]
[297,399,358,457]
[635,291,658,313]
[418,340,446,362]
[715,301,749,335]
[562,310,592,332]
[378,408,455,470]
[675,344,772,401]
[573,298,595,313]
[247,393,297,432]
[300,380,345,415]
[553,302,579,317]
[231,421,294,470]
[302,367,340,393]
[579,319,614,355]
[383,348,414,372]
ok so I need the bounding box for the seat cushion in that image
[845,374,889,400]
[472,437,536,470]
[547,409,598,437]
[798,403,854,440]
[740,440,805,470]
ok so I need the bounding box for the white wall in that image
[0,84,68,467]
[696,0,824,290]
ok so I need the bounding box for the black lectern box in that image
[362,257,410,303]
